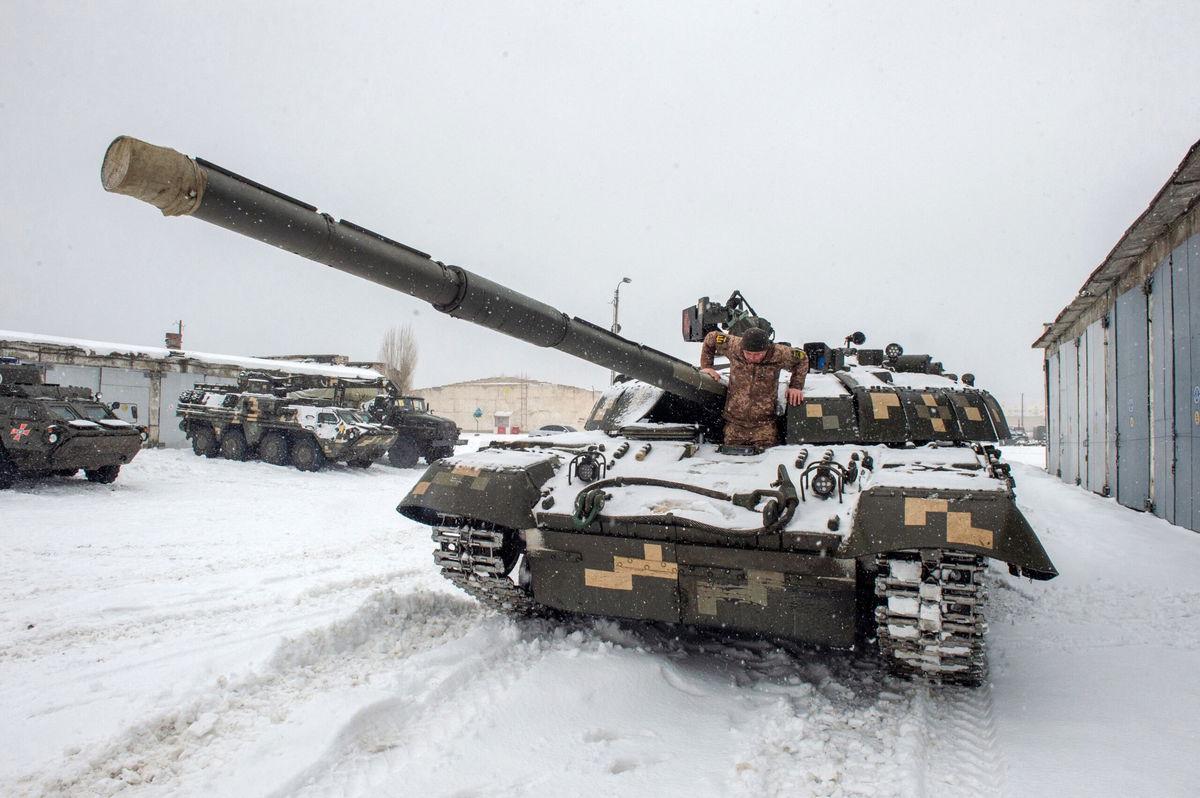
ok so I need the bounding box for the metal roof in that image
[1033,139,1200,349]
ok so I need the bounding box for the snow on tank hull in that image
[399,384,1056,684]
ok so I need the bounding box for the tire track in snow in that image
[18,589,484,798]
[0,569,424,664]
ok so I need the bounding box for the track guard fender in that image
[840,487,1057,580]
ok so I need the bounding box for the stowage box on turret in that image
[0,359,143,488]
[102,136,1057,684]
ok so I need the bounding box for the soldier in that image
[700,326,807,448]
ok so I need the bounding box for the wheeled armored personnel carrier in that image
[366,394,460,467]
[102,136,1058,684]
[178,378,396,471]
[0,359,143,488]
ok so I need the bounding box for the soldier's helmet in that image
[740,327,771,352]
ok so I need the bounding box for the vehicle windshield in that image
[47,404,81,421]
[338,410,369,425]
[77,404,116,420]
[402,398,427,412]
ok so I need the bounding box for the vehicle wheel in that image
[0,447,16,490]
[84,465,121,484]
[290,435,326,472]
[220,429,250,461]
[425,446,455,463]
[259,432,290,466]
[190,425,219,457]
[388,438,420,468]
[348,458,374,469]
[54,468,80,478]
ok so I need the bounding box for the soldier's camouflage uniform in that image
[700,331,808,447]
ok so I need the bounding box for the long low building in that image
[0,331,384,447]
[412,376,601,434]
[1033,139,1200,532]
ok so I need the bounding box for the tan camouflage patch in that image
[965,407,983,422]
[904,497,994,549]
[922,393,937,406]
[412,481,431,496]
[931,418,946,432]
[696,569,784,615]
[451,465,481,477]
[806,403,824,418]
[870,392,902,420]
[584,543,678,591]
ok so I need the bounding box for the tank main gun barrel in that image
[101,136,726,409]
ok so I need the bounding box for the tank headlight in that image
[885,343,904,360]
[44,426,61,445]
[810,468,837,498]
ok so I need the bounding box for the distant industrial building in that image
[413,376,600,434]
[1034,139,1200,532]
[0,331,384,447]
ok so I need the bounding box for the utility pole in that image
[610,277,632,384]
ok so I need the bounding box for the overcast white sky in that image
[3,1,1199,411]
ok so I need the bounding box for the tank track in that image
[432,516,542,616]
[874,549,988,685]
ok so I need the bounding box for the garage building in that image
[1033,139,1200,532]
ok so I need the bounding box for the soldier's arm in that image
[700,331,727,374]
[784,347,808,405]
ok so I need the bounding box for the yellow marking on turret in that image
[584,543,678,591]
[965,407,983,422]
[870,393,902,420]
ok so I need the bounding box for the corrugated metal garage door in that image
[44,365,101,393]
[1115,286,1150,511]
[1180,235,1200,531]
[1061,338,1080,485]
[1047,349,1062,477]
[1151,253,1177,523]
[1085,319,1107,494]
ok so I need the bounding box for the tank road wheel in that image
[190,425,219,458]
[84,465,121,484]
[0,447,16,490]
[219,429,250,461]
[290,435,326,472]
[425,446,455,463]
[259,432,290,466]
[388,437,420,468]
[874,549,988,686]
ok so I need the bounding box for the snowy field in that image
[2,443,1198,797]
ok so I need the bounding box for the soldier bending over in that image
[700,327,807,448]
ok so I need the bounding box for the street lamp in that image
[610,277,632,383]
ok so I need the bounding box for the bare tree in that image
[378,324,418,394]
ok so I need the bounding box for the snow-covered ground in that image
[2,444,1197,797]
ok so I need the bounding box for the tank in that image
[0,359,144,488]
[177,371,397,470]
[101,136,1057,684]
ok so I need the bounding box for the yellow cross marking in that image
[903,497,994,549]
[584,543,678,591]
